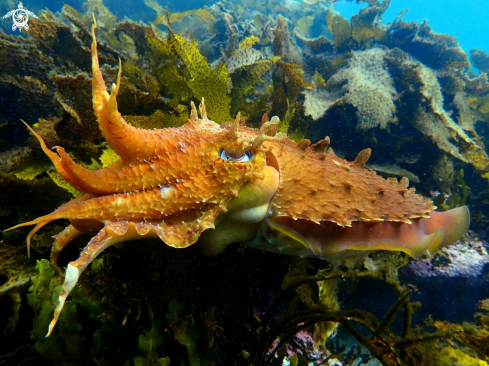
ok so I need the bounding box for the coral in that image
[327,48,398,130]
[324,0,389,52]
[412,107,467,162]
[227,46,267,74]
[276,61,314,89]
[468,93,489,117]
[165,33,231,122]
[154,8,216,27]
[149,26,232,122]
[46,170,83,198]
[433,169,471,211]
[326,11,352,51]
[239,35,260,49]
[12,158,51,181]
[98,143,121,167]
[293,28,335,55]
[453,92,477,134]
[350,0,389,47]
[381,53,489,171]
[313,69,326,88]
[125,109,188,130]
[414,62,475,147]
[272,16,296,63]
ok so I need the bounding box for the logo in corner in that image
[2,2,38,32]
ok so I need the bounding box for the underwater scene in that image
[0,0,489,365]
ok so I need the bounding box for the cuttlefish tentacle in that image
[25,221,51,258]
[45,204,221,338]
[16,193,95,257]
[46,223,138,337]
[50,224,84,276]
[7,183,217,232]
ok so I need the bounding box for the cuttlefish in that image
[5,20,470,337]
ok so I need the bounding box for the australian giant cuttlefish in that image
[5,21,470,337]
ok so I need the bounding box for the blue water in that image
[335,0,489,55]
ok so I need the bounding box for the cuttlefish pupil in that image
[219,148,253,162]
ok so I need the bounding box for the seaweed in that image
[251,254,489,366]
[1,0,489,364]
[434,169,471,211]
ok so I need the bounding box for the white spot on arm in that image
[160,185,174,199]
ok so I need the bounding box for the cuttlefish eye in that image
[219,148,253,162]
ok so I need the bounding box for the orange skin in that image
[5,20,469,337]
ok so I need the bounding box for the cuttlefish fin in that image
[422,206,470,253]
[347,227,445,257]
[267,206,469,259]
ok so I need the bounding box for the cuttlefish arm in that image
[44,209,220,337]
[6,186,221,337]
[20,19,203,196]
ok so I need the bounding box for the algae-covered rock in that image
[327,48,398,130]
[0,244,37,336]
[470,49,489,74]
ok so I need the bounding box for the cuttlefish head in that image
[194,112,281,256]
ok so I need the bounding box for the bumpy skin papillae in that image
[243,138,470,260]
[5,18,470,337]
[6,20,280,337]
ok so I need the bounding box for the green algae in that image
[46,170,83,198]
[134,316,171,366]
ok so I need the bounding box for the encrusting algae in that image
[0,0,488,364]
